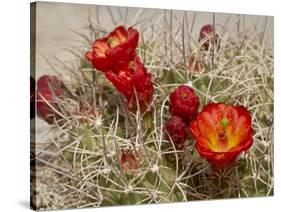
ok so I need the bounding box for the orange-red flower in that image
[106,55,154,110]
[189,103,253,167]
[36,75,63,124]
[169,85,200,124]
[198,24,220,51]
[85,26,153,111]
[85,26,139,72]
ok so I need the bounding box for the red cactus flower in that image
[165,116,187,146]
[189,103,253,168]
[169,85,200,124]
[36,75,63,124]
[106,56,154,110]
[199,24,220,51]
[85,26,139,72]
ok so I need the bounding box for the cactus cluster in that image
[31,7,273,210]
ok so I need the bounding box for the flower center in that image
[214,118,230,152]
[218,128,226,140]
[220,117,229,128]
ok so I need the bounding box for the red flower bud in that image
[30,76,35,119]
[106,56,154,111]
[85,26,139,72]
[75,101,96,125]
[37,75,62,90]
[165,116,187,146]
[120,148,141,174]
[189,103,253,168]
[199,24,220,51]
[36,75,63,124]
[186,54,205,73]
[169,85,199,124]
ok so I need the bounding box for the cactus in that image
[32,7,273,210]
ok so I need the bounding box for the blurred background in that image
[34,2,273,78]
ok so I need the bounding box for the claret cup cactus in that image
[32,9,273,210]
